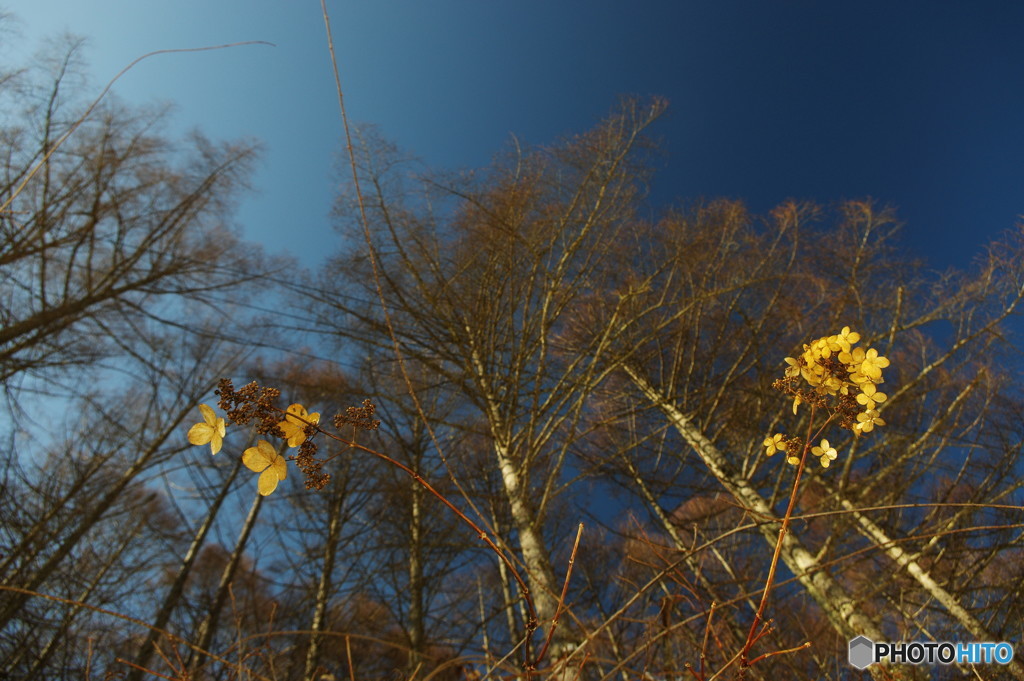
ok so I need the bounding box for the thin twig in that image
[0,41,273,215]
[535,523,584,667]
[346,634,356,681]
[748,641,812,666]
[700,601,716,679]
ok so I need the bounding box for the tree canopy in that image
[2,36,1023,681]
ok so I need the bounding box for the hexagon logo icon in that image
[849,635,875,670]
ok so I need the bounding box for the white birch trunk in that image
[834,493,1024,680]
[623,366,885,642]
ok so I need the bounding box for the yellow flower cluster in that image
[278,403,320,447]
[763,433,800,466]
[811,439,838,468]
[241,403,319,496]
[765,327,892,469]
[185,401,320,496]
[784,326,889,434]
[187,404,225,455]
[243,440,288,496]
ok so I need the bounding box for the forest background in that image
[2,3,1023,680]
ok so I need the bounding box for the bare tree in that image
[0,34,273,678]
[318,98,668,656]
[587,200,1024,678]
[0,39,262,389]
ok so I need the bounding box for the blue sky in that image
[8,1,1024,270]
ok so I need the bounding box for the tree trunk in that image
[623,366,896,677]
[187,490,264,674]
[831,489,1024,680]
[128,455,244,681]
[304,466,349,681]
[493,438,561,633]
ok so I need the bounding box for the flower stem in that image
[740,406,835,672]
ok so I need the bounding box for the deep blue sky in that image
[8,1,1024,270]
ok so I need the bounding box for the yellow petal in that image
[272,454,287,481]
[243,440,277,473]
[198,403,217,426]
[277,419,307,447]
[285,403,308,422]
[188,423,213,446]
[257,468,280,495]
